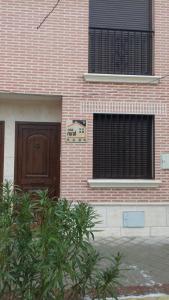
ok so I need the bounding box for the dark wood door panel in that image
[15,122,61,197]
[25,133,49,177]
[0,122,4,184]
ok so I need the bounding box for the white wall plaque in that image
[66,120,87,143]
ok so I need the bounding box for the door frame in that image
[14,121,61,195]
[0,121,4,184]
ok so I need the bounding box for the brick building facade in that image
[1,0,169,236]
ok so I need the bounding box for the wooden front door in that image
[15,122,61,197]
[0,122,4,184]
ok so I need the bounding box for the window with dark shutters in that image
[89,0,153,75]
[93,114,154,179]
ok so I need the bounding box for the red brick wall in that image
[1,0,169,203]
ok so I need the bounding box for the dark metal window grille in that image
[93,114,154,179]
[89,28,153,75]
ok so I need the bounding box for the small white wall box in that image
[123,211,145,228]
[160,153,169,169]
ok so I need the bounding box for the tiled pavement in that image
[93,236,169,287]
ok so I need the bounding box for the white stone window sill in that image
[88,179,161,188]
[84,73,161,85]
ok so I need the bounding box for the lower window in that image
[93,114,154,179]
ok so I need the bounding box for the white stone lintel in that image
[84,73,161,85]
[88,179,161,188]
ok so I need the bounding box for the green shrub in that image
[0,182,122,300]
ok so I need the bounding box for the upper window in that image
[89,0,153,75]
[93,114,154,179]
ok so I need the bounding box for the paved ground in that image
[93,237,169,288]
[120,297,169,300]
